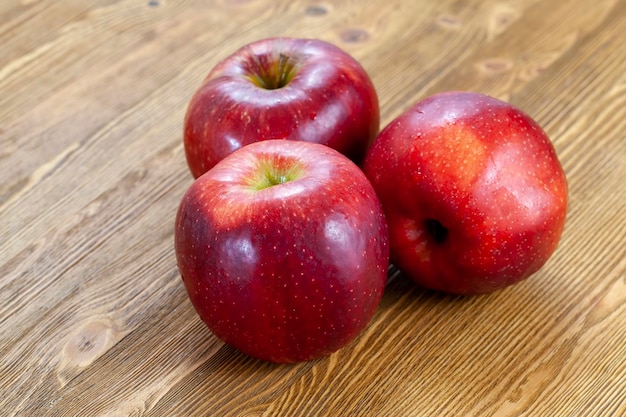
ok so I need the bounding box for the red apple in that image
[175,140,389,363]
[183,37,379,178]
[363,91,568,295]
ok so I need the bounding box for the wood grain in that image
[1,0,624,415]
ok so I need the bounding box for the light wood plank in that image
[1,0,624,415]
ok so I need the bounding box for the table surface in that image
[1,0,625,416]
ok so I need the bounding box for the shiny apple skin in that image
[183,37,380,178]
[175,140,389,363]
[363,91,568,295]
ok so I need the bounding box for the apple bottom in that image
[185,259,384,364]
[386,214,559,295]
[179,207,388,363]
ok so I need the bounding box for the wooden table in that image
[2,0,625,415]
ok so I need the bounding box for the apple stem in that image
[276,53,291,89]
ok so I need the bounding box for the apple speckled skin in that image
[183,37,380,178]
[363,91,568,295]
[175,140,389,363]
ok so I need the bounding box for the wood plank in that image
[1,0,624,415]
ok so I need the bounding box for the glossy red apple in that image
[183,37,380,178]
[363,91,568,295]
[175,140,389,362]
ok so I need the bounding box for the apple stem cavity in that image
[248,156,304,191]
[425,219,448,244]
[247,52,298,90]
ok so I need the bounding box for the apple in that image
[363,91,568,295]
[175,140,389,363]
[183,37,379,178]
